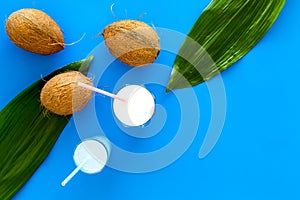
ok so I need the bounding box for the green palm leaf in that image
[0,56,93,200]
[167,0,286,91]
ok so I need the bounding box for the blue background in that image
[0,0,299,199]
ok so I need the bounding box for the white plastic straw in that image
[61,158,89,187]
[77,82,126,102]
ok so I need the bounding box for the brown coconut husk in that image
[40,71,93,116]
[103,20,160,67]
[5,8,64,55]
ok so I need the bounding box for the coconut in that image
[103,20,160,67]
[40,71,93,115]
[5,8,64,55]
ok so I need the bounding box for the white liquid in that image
[113,85,155,126]
[61,137,111,186]
[73,137,111,174]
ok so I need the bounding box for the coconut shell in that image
[103,20,160,67]
[5,8,64,55]
[40,71,93,115]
